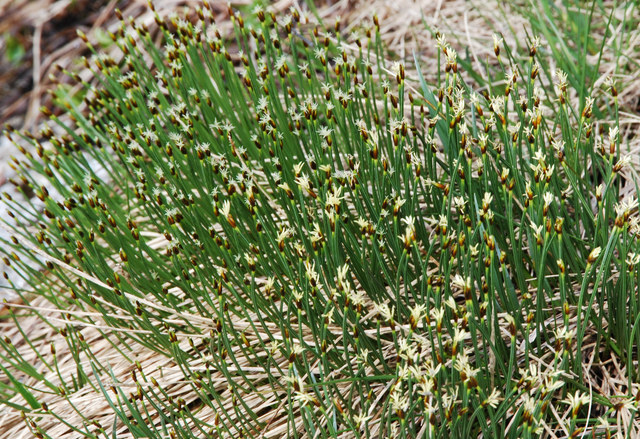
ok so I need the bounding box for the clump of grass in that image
[1,2,639,438]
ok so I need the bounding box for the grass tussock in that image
[1,1,640,438]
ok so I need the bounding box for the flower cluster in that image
[0,4,638,439]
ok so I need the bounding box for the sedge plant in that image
[0,2,639,438]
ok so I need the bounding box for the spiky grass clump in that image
[1,2,639,438]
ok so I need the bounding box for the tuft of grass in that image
[1,2,639,438]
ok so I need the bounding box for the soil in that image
[0,0,133,129]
